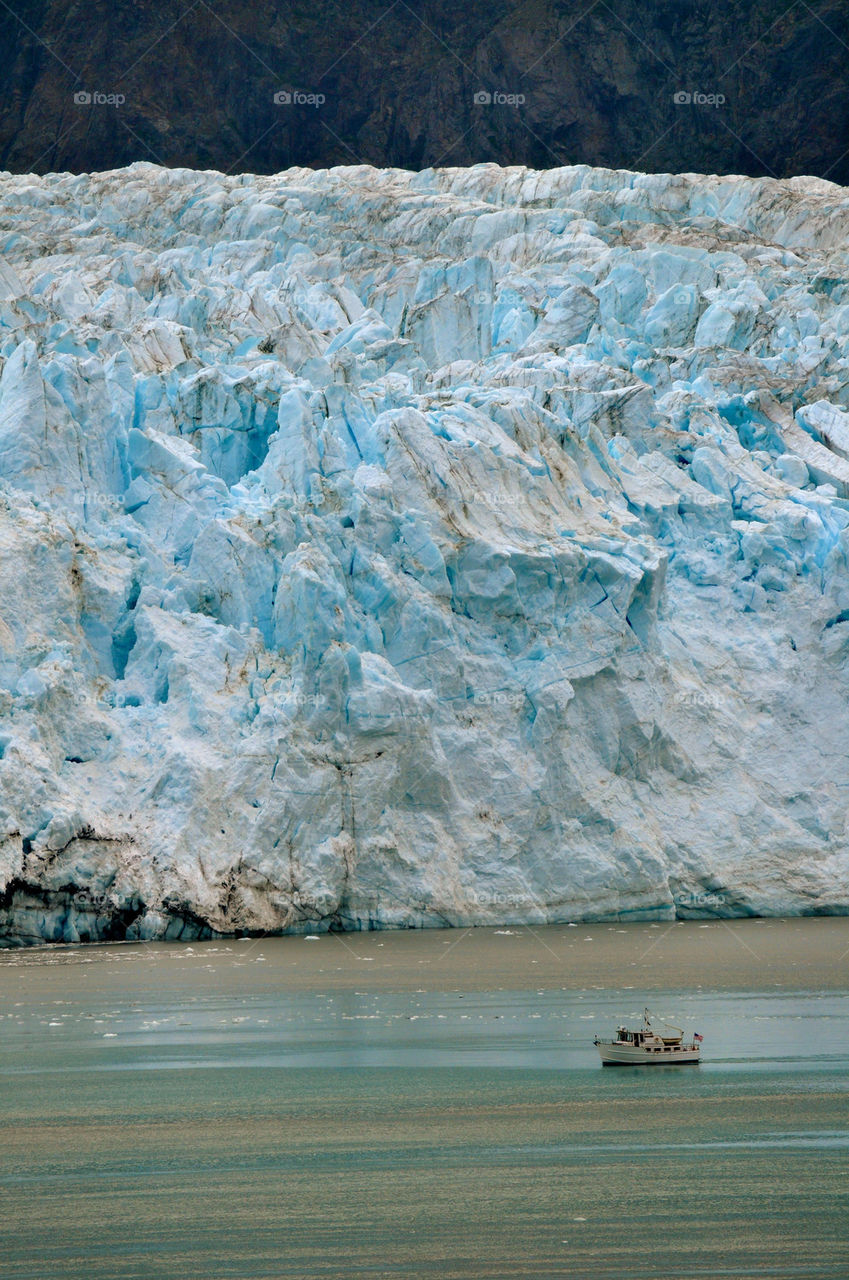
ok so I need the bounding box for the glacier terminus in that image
[1,161,849,944]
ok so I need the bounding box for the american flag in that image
[694,1032,703,1042]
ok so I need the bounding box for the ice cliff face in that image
[1,161,849,945]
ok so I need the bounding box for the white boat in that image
[593,1009,702,1065]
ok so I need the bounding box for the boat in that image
[593,1009,702,1065]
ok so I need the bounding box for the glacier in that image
[1,160,849,945]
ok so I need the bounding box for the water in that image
[1,919,847,1278]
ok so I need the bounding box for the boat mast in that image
[646,1008,684,1037]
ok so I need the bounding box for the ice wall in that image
[1,161,849,944]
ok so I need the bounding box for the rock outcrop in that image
[1,1,848,181]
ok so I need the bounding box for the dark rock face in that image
[0,1,848,181]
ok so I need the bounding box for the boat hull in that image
[595,1042,700,1065]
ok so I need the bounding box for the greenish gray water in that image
[1,921,847,1278]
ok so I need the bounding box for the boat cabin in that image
[615,1024,682,1049]
[616,1026,644,1045]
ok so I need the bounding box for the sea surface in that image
[0,919,847,1279]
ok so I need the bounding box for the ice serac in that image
[1,162,849,945]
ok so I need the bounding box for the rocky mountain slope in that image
[0,1,848,181]
[1,160,849,944]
